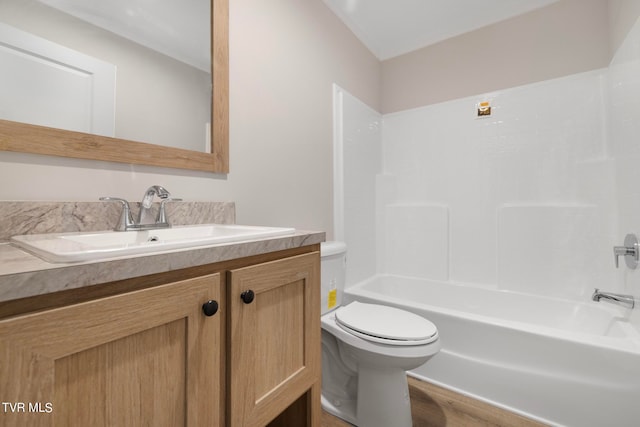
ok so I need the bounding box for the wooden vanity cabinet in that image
[227,252,321,427]
[0,246,321,427]
[0,274,221,427]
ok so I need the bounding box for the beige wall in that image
[609,0,640,54]
[381,0,610,113]
[226,0,380,233]
[0,0,380,239]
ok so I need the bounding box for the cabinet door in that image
[228,252,320,427]
[0,274,221,427]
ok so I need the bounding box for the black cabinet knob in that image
[240,290,255,304]
[202,300,219,317]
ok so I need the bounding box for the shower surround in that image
[379,68,614,300]
[338,66,617,302]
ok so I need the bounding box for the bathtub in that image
[344,275,640,427]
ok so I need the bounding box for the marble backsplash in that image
[0,201,236,242]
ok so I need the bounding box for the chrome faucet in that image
[100,185,181,231]
[138,185,171,225]
[592,288,635,309]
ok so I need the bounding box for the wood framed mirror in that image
[0,0,228,174]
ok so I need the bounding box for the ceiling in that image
[322,0,561,60]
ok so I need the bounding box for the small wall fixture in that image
[477,101,491,117]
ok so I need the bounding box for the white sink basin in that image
[11,224,296,263]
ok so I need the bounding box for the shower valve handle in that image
[613,234,639,269]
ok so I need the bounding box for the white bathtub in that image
[344,275,640,427]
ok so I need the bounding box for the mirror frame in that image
[0,0,229,174]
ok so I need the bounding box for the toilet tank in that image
[321,241,347,315]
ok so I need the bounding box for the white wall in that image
[0,0,380,238]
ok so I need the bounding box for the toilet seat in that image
[335,302,438,346]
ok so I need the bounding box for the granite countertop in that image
[0,200,325,303]
[0,230,325,303]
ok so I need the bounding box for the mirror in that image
[0,0,228,173]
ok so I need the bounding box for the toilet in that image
[320,241,441,427]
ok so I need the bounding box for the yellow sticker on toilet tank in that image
[328,289,337,309]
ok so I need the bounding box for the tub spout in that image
[592,288,635,309]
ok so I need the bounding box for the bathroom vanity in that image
[0,202,324,427]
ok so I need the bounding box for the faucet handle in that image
[99,197,135,231]
[613,246,630,268]
[613,234,640,269]
[157,197,183,224]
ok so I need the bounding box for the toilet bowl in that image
[320,242,441,427]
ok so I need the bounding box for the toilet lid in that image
[335,301,438,346]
